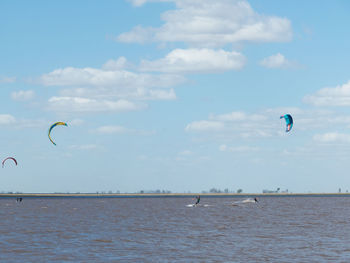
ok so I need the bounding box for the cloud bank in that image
[140,48,246,73]
[119,0,292,47]
[39,61,184,113]
[304,80,350,106]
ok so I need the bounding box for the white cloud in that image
[185,120,225,132]
[95,125,136,135]
[38,59,187,113]
[102,57,131,70]
[313,132,350,143]
[40,67,184,89]
[39,64,184,105]
[211,111,246,121]
[117,26,157,44]
[16,119,47,129]
[119,0,292,47]
[139,48,246,73]
[209,111,266,122]
[59,86,177,102]
[179,150,193,155]
[297,114,350,130]
[0,76,16,83]
[11,90,35,101]
[146,89,176,100]
[186,111,276,137]
[219,144,259,152]
[129,0,147,6]
[0,114,16,125]
[47,97,144,113]
[0,114,46,129]
[304,80,350,106]
[95,125,155,136]
[128,0,171,6]
[186,108,350,140]
[260,53,291,68]
[210,111,273,138]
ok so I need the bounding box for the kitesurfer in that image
[254,197,258,203]
[195,195,200,205]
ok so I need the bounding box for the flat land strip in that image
[1,193,349,198]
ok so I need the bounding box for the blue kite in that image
[280,114,293,132]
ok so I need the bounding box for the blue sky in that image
[1,0,350,193]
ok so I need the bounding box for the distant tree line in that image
[200,188,243,194]
[138,190,172,194]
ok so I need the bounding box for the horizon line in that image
[1,192,349,198]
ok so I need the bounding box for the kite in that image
[280,114,293,132]
[2,157,17,168]
[48,122,68,145]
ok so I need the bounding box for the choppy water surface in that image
[1,197,350,262]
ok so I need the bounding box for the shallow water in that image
[1,197,350,262]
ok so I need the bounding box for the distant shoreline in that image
[1,193,350,198]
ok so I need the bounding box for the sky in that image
[1,0,350,193]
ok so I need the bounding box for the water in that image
[1,197,350,262]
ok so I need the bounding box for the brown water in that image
[1,197,350,262]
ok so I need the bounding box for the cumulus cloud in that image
[64,88,175,103]
[119,0,292,47]
[0,76,16,83]
[40,66,184,89]
[210,111,273,138]
[186,111,275,137]
[95,125,133,134]
[11,90,35,101]
[40,63,184,101]
[47,97,144,113]
[95,125,154,136]
[185,108,350,139]
[313,132,350,143]
[185,120,225,132]
[128,0,171,6]
[179,150,193,155]
[0,114,46,129]
[259,53,292,69]
[0,114,16,125]
[128,0,147,6]
[39,59,185,112]
[209,111,266,122]
[102,57,132,71]
[219,144,259,152]
[58,86,177,102]
[139,48,246,73]
[294,109,350,133]
[304,80,350,106]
